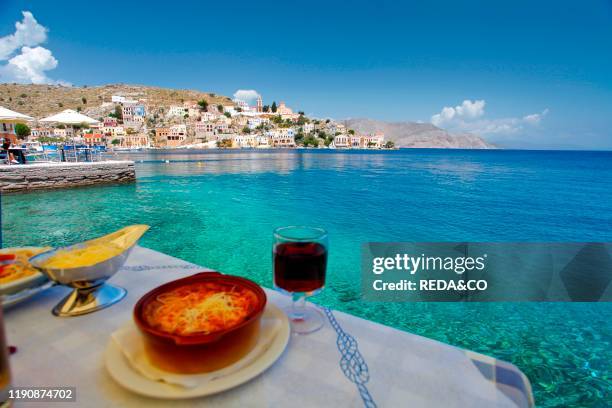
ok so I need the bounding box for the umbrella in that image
[0,106,34,122]
[40,109,99,125]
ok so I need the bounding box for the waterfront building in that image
[103,126,126,138]
[154,127,169,146]
[232,134,256,148]
[53,127,75,139]
[83,132,105,146]
[121,132,149,148]
[30,127,54,140]
[362,131,384,148]
[267,128,295,147]
[255,135,270,148]
[333,134,350,148]
[153,125,186,147]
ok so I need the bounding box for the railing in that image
[58,145,105,162]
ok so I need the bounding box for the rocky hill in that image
[0,83,232,120]
[343,118,495,149]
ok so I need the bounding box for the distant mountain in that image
[342,118,495,149]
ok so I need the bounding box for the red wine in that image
[274,242,327,293]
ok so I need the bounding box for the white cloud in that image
[0,11,47,60]
[431,99,485,127]
[0,11,65,85]
[233,89,260,103]
[431,99,548,135]
[523,108,549,125]
[1,46,57,84]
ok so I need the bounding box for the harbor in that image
[0,160,135,192]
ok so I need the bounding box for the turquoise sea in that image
[3,149,611,406]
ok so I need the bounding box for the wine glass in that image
[273,226,328,334]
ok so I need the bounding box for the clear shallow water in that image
[3,149,612,406]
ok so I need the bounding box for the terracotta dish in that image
[133,272,267,374]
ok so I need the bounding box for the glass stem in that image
[291,292,306,321]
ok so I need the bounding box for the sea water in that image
[3,149,611,406]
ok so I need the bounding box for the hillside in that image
[0,83,232,119]
[343,118,495,149]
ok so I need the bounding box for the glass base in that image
[285,304,325,334]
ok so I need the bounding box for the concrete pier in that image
[0,161,136,192]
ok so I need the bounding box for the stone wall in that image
[0,161,136,193]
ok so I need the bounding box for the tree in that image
[114,105,123,123]
[38,136,63,144]
[294,131,304,145]
[111,139,120,145]
[217,104,224,113]
[303,135,318,147]
[348,129,355,135]
[224,111,231,118]
[384,141,395,149]
[217,139,232,148]
[242,126,251,134]
[262,105,270,113]
[271,101,277,113]
[14,123,31,140]
[197,99,208,111]
[82,97,87,104]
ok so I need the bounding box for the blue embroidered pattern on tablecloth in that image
[324,307,377,408]
[120,264,200,272]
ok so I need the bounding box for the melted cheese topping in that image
[143,283,258,336]
[39,243,123,269]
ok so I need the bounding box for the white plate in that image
[105,303,290,399]
[2,280,55,308]
[0,271,47,296]
[0,247,51,296]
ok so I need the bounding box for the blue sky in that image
[1,0,611,149]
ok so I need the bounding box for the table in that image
[5,246,534,407]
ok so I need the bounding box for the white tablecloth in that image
[5,246,533,407]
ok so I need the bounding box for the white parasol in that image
[39,109,99,125]
[0,106,34,122]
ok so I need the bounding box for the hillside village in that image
[0,84,390,150]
